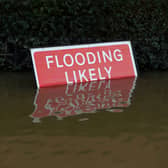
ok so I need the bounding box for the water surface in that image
[0,72,168,168]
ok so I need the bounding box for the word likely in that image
[65,66,112,83]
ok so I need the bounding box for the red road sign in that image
[31,41,137,88]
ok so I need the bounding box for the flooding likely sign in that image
[30,41,137,88]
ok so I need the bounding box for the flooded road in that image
[0,72,168,168]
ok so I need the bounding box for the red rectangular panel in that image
[31,41,137,88]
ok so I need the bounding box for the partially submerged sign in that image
[31,41,137,88]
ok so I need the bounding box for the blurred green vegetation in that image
[0,0,168,71]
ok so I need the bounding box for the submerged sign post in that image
[31,41,137,88]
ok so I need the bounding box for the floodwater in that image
[0,72,168,168]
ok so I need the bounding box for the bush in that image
[0,0,168,71]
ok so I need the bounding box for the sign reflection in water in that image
[31,78,137,123]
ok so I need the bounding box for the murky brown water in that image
[0,72,168,168]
